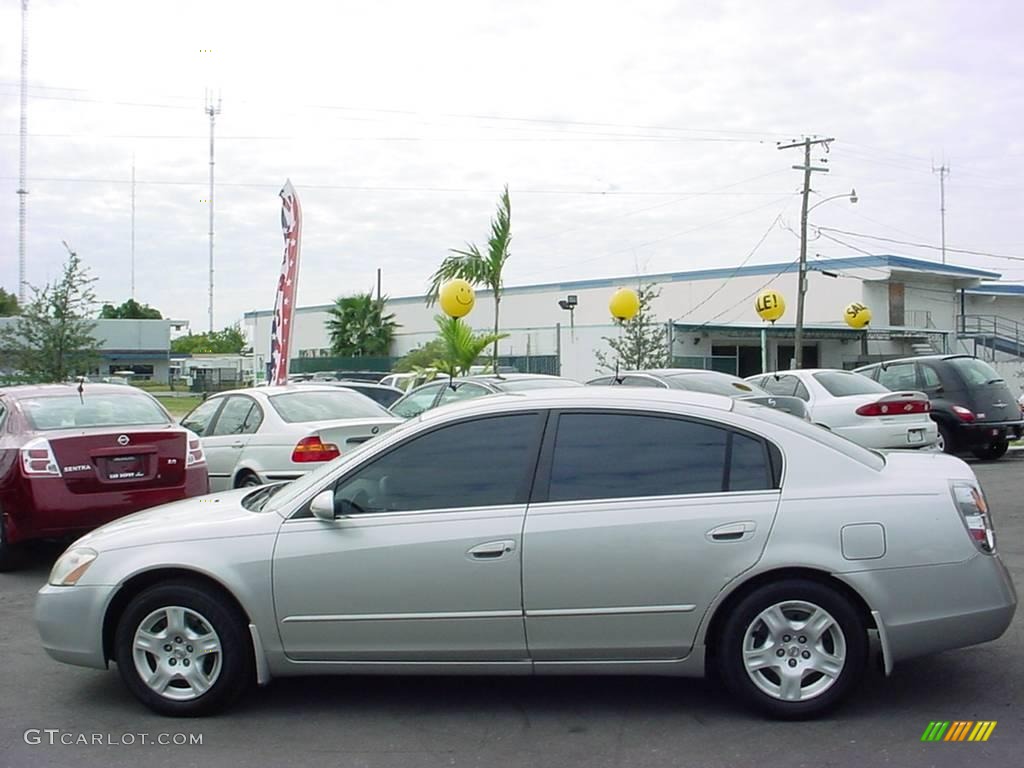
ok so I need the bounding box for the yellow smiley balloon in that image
[844,302,872,329]
[755,289,786,323]
[609,288,640,321]
[439,279,476,318]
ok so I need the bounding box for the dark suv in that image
[854,355,1022,459]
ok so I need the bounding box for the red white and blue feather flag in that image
[267,180,302,385]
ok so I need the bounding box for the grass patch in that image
[154,395,203,418]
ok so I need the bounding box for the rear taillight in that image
[855,400,930,417]
[952,481,995,553]
[952,405,976,422]
[291,435,341,463]
[20,438,62,477]
[186,437,206,467]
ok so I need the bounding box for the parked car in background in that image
[0,383,208,570]
[390,374,582,419]
[586,369,810,420]
[746,369,937,450]
[37,387,1015,719]
[378,370,450,392]
[180,385,401,491]
[320,381,404,408]
[309,371,389,384]
[854,355,1023,459]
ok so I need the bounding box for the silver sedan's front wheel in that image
[114,581,253,716]
[132,606,224,701]
[717,580,867,719]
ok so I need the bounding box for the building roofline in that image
[965,284,1024,296]
[243,254,1002,318]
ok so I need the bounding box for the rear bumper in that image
[835,421,938,450]
[3,469,208,544]
[842,553,1017,667]
[955,420,1024,447]
[35,584,112,670]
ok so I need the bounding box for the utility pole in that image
[205,91,221,332]
[130,155,136,300]
[17,0,29,305]
[777,136,833,369]
[933,163,950,264]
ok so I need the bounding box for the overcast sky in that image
[2,0,1023,332]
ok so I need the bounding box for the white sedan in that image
[180,385,401,491]
[747,369,938,450]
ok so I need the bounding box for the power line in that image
[815,227,1024,263]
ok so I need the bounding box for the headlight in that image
[48,547,98,586]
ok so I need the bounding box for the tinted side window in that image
[547,413,771,502]
[878,363,917,391]
[333,414,541,513]
[181,398,223,437]
[920,364,942,389]
[437,382,491,406]
[762,376,798,396]
[621,376,665,388]
[391,383,443,418]
[586,377,615,386]
[212,396,261,436]
[793,380,811,401]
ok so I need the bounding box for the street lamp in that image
[792,188,857,368]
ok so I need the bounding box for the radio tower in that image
[17,0,29,304]
[205,91,221,332]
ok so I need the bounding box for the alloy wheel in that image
[132,605,223,701]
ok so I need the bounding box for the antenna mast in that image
[205,90,221,332]
[17,0,30,304]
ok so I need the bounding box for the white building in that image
[244,254,1024,388]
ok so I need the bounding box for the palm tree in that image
[427,186,512,371]
[432,316,507,378]
[326,292,399,357]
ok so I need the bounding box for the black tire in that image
[972,439,1009,461]
[937,422,957,454]
[234,471,263,488]
[716,579,867,719]
[114,580,253,716]
[0,509,26,572]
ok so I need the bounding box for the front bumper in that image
[35,584,113,670]
[842,553,1017,666]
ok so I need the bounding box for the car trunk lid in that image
[302,417,403,452]
[46,426,188,493]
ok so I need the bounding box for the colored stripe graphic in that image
[922,720,996,742]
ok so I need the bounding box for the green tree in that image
[326,292,399,357]
[170,325,246,354]
[432,315,507,378]
[427,185,512,371]
[0,288,19,317]
[99,298,163,319]
[393,338,447,373]
[595,283,670,372]
[0,253,100,381]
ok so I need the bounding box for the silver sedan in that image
[36,388,1016,719]
[179,385,401,491]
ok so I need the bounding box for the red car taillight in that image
[291,435,341,463]
[952,482,995,553]
[855,400,930,417]
[186,437,206,467]
[20,438,62,477]
[952,405,976,422]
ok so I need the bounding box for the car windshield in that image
[268,390,391,422]
[492,377,582,392]
[813,371,889,397]
[665,373,765,397]
[20,393,170,431]
[947,357,1004,386]
[741,400,886,470]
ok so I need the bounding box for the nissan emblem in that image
[117,434,130,446]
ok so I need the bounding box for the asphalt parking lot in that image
[1,453,1022,768]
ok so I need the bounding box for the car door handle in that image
[230,441,245,448]
[706,522,757,542]
[467,540,516,560]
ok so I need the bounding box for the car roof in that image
[607,369,741,379]
[462,373,569,383]
[756,368,859,377]
[0,383,151,399]
[855,354,977,368]
[210,384,349,397]
[415,385,737,423]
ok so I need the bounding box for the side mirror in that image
[310,490,336,522]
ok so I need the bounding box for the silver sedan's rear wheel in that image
[717,579,867,719]
[114,581,252,716]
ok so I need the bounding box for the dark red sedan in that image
[0,384,208,570]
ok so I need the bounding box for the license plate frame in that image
[907,428,925,444]
[105,454,146,480]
